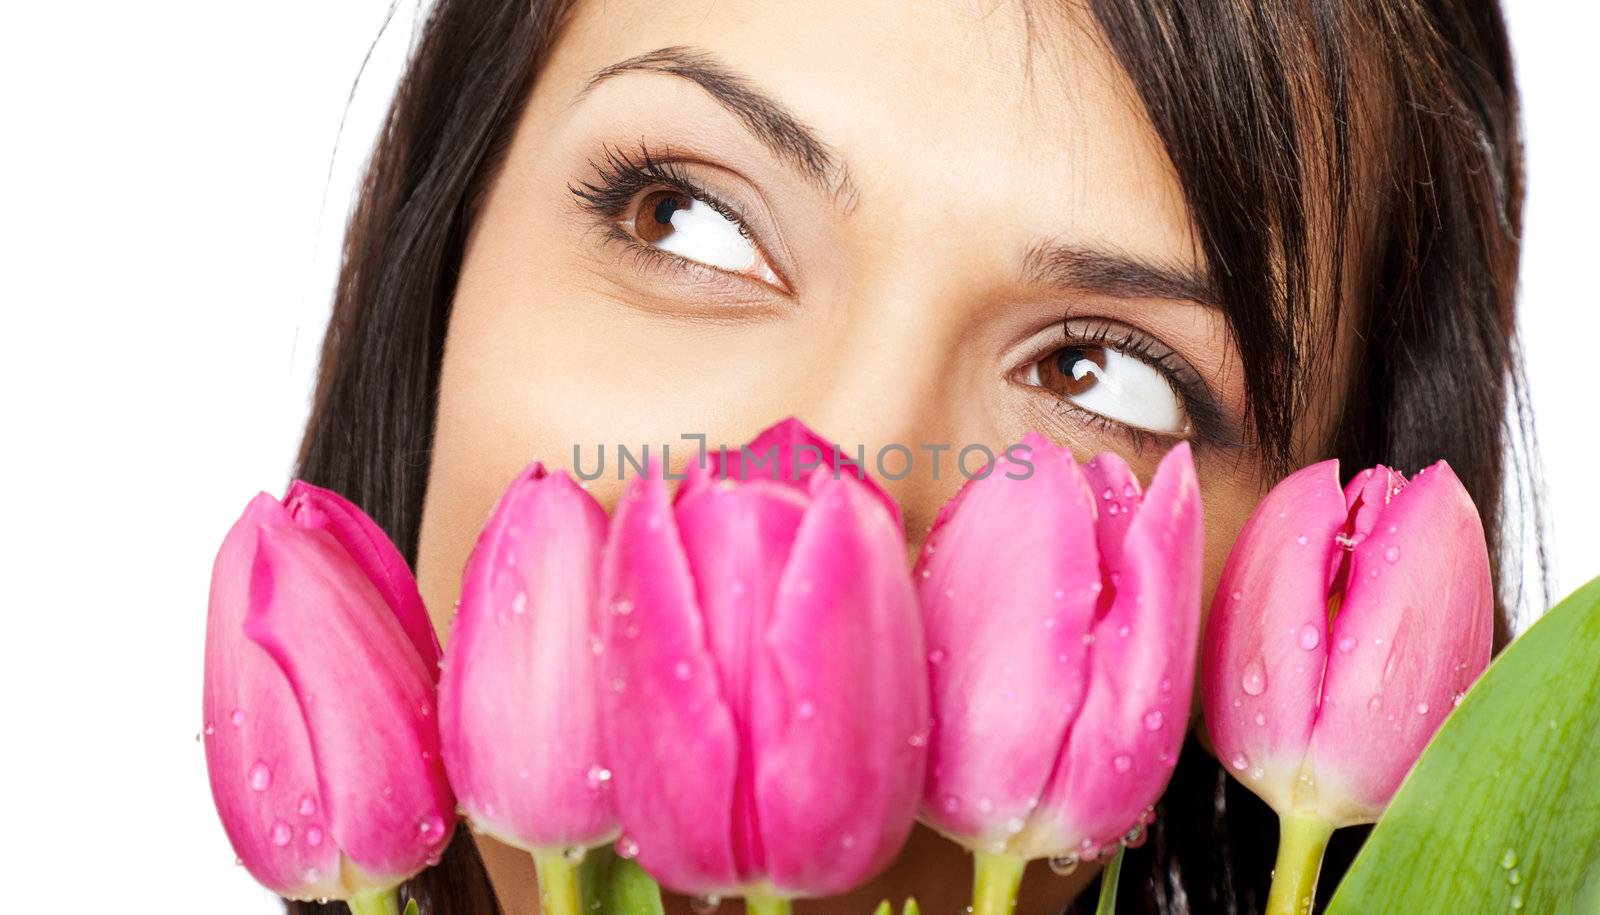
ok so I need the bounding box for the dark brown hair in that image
[292,0,1529,911]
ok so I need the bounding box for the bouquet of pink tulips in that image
[202,418,1600,915]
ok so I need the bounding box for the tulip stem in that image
[1093,847,1125,915]
[346,889,401,915]
[972,852,1027,915]
[534,851,583,915]
[1265,811,1335,915]
[744,892,793,915]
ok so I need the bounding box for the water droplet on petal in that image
[610,677,626,693]
[511,592,527,615]
[673,660,692,681]
[1048,855,1080,876]
[1112,753,1133,773]
[1230,754,1249,771]
[616,836,640,859]
[1415,701,1430,715]
[1231,590,1243,602]
[586,765,613,789]
[796,700,817,721]
[1368,695,1383,713]
[1384,545,1401,563]
[305,826,323,847]
[230,709,246,727]
[418,814,446,843]
[1102,488,1114,501]
[1254,712,1266,726]
[1298,625,1321,650]
[1296,535,1309,546]
[298,794,317,817]
[1107,503,1120,516]
[247,761,272,792]
[908,731,928,748]
[1005,816,1026,834]
[977,797,995,814]
[1123,483,1137,498]
[1117,624,1131,638]
[689,896,720,915]
[1142,710,1164,731]
[942,795,961,814]
[610,598,633,616]
[928,647,947,665]
[1241,658,1268,696]
[1337,635,1357,653]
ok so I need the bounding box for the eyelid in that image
[569,142,794,294]
[1014,317,1242,448]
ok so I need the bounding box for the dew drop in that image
[841,832,858,848]
[928,648,947,665]
[1334,532,1357,550]
[920,569,931,580]
[298,794,318,817]
[1508,868,1522,886]
[1112,753,1133,773]
[1367,695,1383,713]
[977,797,995,814]
[908,731,928,748]
[247,761,272,792]
[942,795,961,814]
[1415,701,1430,716]
[1501,849,1519,869]
[1337,635,1357,653]
[1254,712,1266,727]
[564,846,586,864]
[689,896,721,915]
[270,820,293,847]
[1053,588,1066,600]
[230,708,246,727]
[1107,503,1120,516]
[1296,535,1309,546]
[1231,590,1243,602]
[610,598,634,617]
[1123,824,1148,849]
[616,836,640,859]
[1005,816,1026,835]
[673,660,693,681]
[511,592,527,615]
[796,699,817,721]
[1510,894,1523,910]
[610,677,626,693]
[418,814,446,843]
[586,765,613,789]
[1123,483,1137,498]
[1143,709,1164,731]
[1048,855,1080,876]
[1102,488,1114,500]
[1230,754,1249,771]
[305,826,323,847]
[1384,545,1401,563]
[1241,658,1268,696]
[1297,625,1321,651]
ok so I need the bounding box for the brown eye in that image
[633,190,693,244]
[618,188,785,290]
[1022,342,1189,435]
[1037,346,1109,397]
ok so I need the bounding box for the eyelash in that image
[1039,320,1238,451]
[568,142,769,285]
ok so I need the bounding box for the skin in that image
[414,0,1349,910]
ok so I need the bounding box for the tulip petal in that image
[1308,460,1494,824]
[917,434,1101,848]
[1201,459,1347,812]
[204,495,342,899]
[284,481,441,675]
[1079,451,1143,570]
[246,524,455,889]
[673,475,810,878]
[1034,443,1203,855]
[753,473,928,895]
[600,467,741,893]
[439,464,616,852]
[689,417,899,525]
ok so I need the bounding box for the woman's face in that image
[416,0,1331,910]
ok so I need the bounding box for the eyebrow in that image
[1020,239,1218,308]
[573,45,858,210]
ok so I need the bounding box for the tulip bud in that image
[1201,459,1493,826]
[438,463,618,853]
[203,483,454,901]
[599,418,928,903]
[917,435,1203,869]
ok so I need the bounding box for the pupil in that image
[652,194,682,225]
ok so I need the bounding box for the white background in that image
[1,2,1593,911]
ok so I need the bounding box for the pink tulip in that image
[203,482,454,901]
[1201,459,1493,826]
[599,418,928,901]
[438,463,618,852]
[917,435,1203,864]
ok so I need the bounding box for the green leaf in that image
[1327,575,1600,913]
[901,898,921,915]
[579,847,666,915]
[402,900,420,915]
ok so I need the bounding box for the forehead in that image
[535,0,1200,277]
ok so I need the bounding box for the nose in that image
[777,282,985,556]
